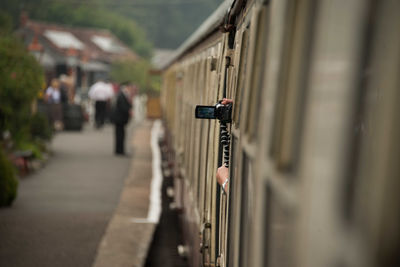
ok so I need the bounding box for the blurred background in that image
[1,1,399,267]
[0,0,222,198]
[0,1,224,266]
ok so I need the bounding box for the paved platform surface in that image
[93,120,156,267]
[0,121,154,267]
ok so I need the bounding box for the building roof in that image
[19,18,139,66]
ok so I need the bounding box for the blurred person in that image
[111,83,133,155]
[88,78,114,128]
[59,74,69,104]
[65,68,76,103]
[45,78,64,131]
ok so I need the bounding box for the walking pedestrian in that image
[88,78,114,128]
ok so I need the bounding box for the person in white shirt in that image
[88,78,114,128]
[45,78,63,130]
[45,79,61,104]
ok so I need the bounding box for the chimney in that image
[28,34,43,52]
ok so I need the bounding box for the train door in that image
[198,54,212,267]
[225,24,251,267]
[235,3,273,267]
[199,41,224,267]
[281,0,400,266]
[215,34,235,267]
[216,1,272,266]
[174,66,185,212]
[252,0,315,267]
[351,2,400,265]
[240,0,317,266]
[217,16,252,267]
[329,1,400,266]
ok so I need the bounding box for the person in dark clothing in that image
[95,101,107,127]
[112,84,133,155]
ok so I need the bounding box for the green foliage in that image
[110,59,149,88]
[0,10,13,35]
[110,59,160,94]
[0,149,18,207]
[0,0,152,58]
[108,0,223,48]
[15,140,43,160]
[0,36,44,143]
[30,112,53,141]
[0,0,221,51]
[38,2,152,58]
[148,74,161,95]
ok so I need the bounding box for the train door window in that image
[239,153,255,267]
[188,63,197,185]
[268,0,316,171]
[340,0,377,223]
[189,62,200,188]
[197,61,207,207]
[192,60,205,202]
[233,27,249,128]
[244,6,271,142]
[183,101,190,172]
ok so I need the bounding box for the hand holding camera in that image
[195,98,233,123]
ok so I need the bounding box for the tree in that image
[0,36,44,144]
[0,33,43,206]
[0,149,18,207]
[110,59,160,95]
[38,3,153,58]
[0,10,13,35]
[0,0,153,58]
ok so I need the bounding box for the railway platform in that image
[0,119,186,267]
[93,120,157,267]
[93,119,187,267]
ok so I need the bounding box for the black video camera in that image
[195,101,232,123]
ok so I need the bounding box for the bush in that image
[0,149,18,207]
[110,59,160,94]
[0,10,13,35]
[0,36,44,142]
[30,112,53,141]
[15,141,43,160]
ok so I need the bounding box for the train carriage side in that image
[247,1,400,267]
[161,28,227,267]
[161,0,400,266]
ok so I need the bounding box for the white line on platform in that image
[130,120,163,224]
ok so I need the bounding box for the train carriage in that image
[160,0,400,267]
